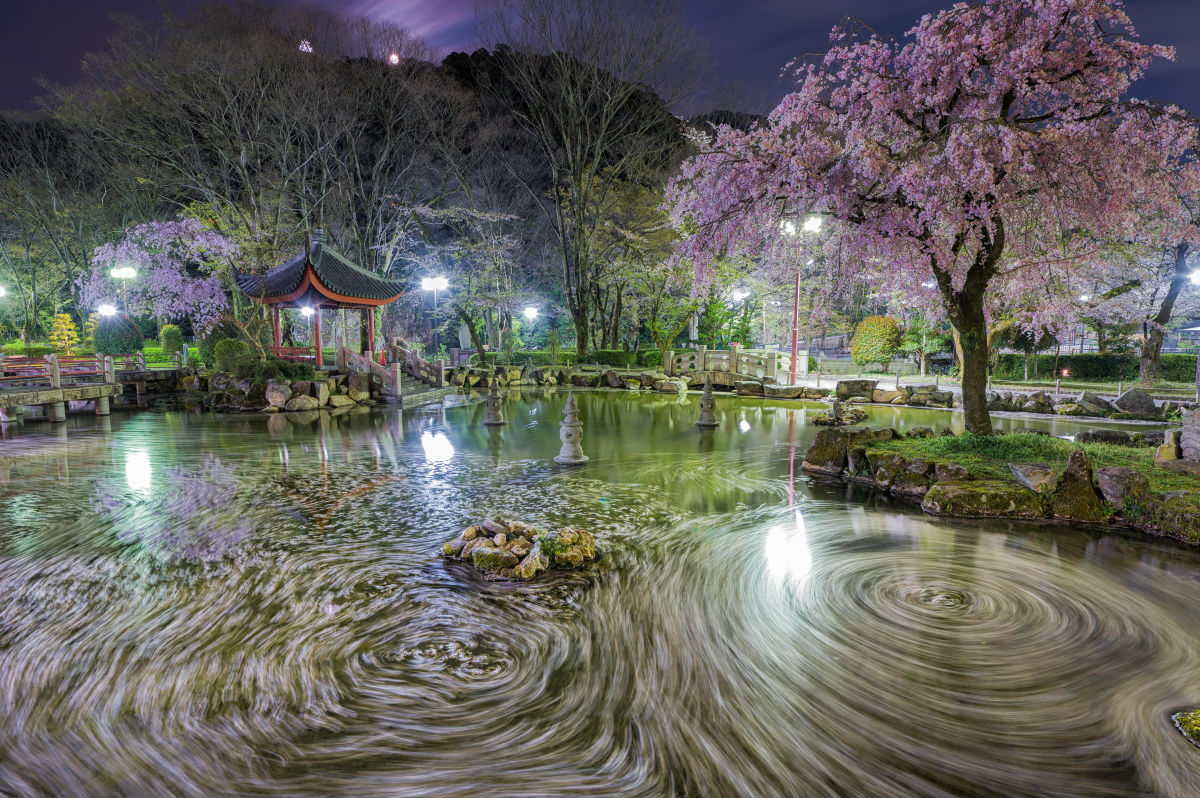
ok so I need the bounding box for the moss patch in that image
[1173,709,1200,747]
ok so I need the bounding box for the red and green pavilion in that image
[235,230,405,368]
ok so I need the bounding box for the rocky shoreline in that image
[800,425,1200,545]
[178,370,378,412]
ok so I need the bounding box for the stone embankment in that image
[800,425,1200,544]
[178,371,378,412]
[441,519,596,580]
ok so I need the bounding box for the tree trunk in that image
[573,309,591,359]
[1139,242,1190,384]
[954,307,992,435]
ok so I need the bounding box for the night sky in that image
[4,0,1200,114]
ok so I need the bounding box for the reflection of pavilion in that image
[235,229,405,367]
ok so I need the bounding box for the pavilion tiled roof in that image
[235,231,405,305]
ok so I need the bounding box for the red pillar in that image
[272,306,282,352]
[367,307,376,357]
[314,305,324,369]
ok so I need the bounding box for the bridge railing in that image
[665,345,806,381]
[337,345,402,398]
[388,337,444,388]
[0,354,115,389]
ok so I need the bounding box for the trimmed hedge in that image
[94,315,144,356]
[992,352,1200,382]
[1,342,53,357]
[473,348,670,368]
[230,354,315,382]
[198,321,241,367]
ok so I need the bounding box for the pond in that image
[1,391,1198,797]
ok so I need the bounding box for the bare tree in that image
[478,0,703,355]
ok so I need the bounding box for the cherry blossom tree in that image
[77,218,237,332]
[666,0,1192,433]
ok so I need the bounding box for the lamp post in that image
[421,276,449,354]
[110,266,136,313]
[781,216,822,384]
[98,304,118,318]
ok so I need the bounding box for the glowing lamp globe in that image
[301,306,315,318]
[98,304,118,317]
[421,276,449,292]
[523,306,539,320]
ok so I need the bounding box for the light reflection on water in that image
[0,390,1197,797]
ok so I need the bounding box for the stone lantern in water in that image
[696,376,719,428]
[554,391,589,465]
[483,381,506,426]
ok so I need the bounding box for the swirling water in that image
[1,390,1199,797]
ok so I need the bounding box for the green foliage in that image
[898,320,951,365]
[159,324,184,355]
[227,354,312,382]
[500,328,515,366]
[637,349,663,368]
[589,349,636,368]
[2,342,52,357]
[851,315,903,369]
[198,321,241,367]
[94,315,144,355]
[992,353,1138,381]
[1160,354,1198,383]
[213,338,251,372]
[546,328,561,365]
[697,293,732,348]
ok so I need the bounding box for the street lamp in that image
[523,306,539,321]
[110,266,136,312]
[388,52,400,65]
[98,304,118,317]
[421,276,449,353]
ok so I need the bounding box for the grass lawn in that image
[871,432,1200,496]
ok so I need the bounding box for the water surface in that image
[1,391,1198,797]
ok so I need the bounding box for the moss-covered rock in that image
[921,480,1044,519]
[1172,708,1200,748]
[802,428,848,475]
[1048,449,1109,523]
[891,471,932,497]
[472,545,520,571]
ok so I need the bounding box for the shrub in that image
[159,324,184,355]
[197,321,241,367]
[228,354,313,382]
[94,315,144,355]
[48,313,81,355]
[213,338,251,372]
[851,315,903,370]
[589,349,635,368]
[637,349,663,368]
[2,343,52,357]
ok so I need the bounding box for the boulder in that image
[1054,403,1085,416]
[284,394,321,412]
[763,384,806,399]
[1075,429,1132,446]
[868,451,907,489]
[1138,430,1165,448]
[736,380,764,396]
[265,380,292,409]
[846,426,900,446]
[890,471,932,497]
[801,428,848,475]
[1008,428,1051,436]
[605,370,624,388]
[1008,463,1057,493]
[242,382,269,411]
[513,541,550,580]
[1075,391,1111,415]
[655,379,687,394]
[328,393,356,408]
[836,379,877,400]
[290,380,312,397]
[803,388,833,400]
[846,446,871,479]
[934,462,970,481]
[1113,388,1157,417]
[1095,467,1150,508]
[471,545,520,572]
[348,372,372,402]
[1160,400,1181,419]
[1155,428,1182,465]
[872,389,904,404]
[921,480,1043,519]
[1049,449,1108,522]
[905,427,935,439]
[313,380,330,407]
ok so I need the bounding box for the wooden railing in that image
[100,352,148,373]
[271,345,315,361]
[666,345,804,380]
[388,338,444,388]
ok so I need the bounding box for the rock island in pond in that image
[442,519,596,580]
